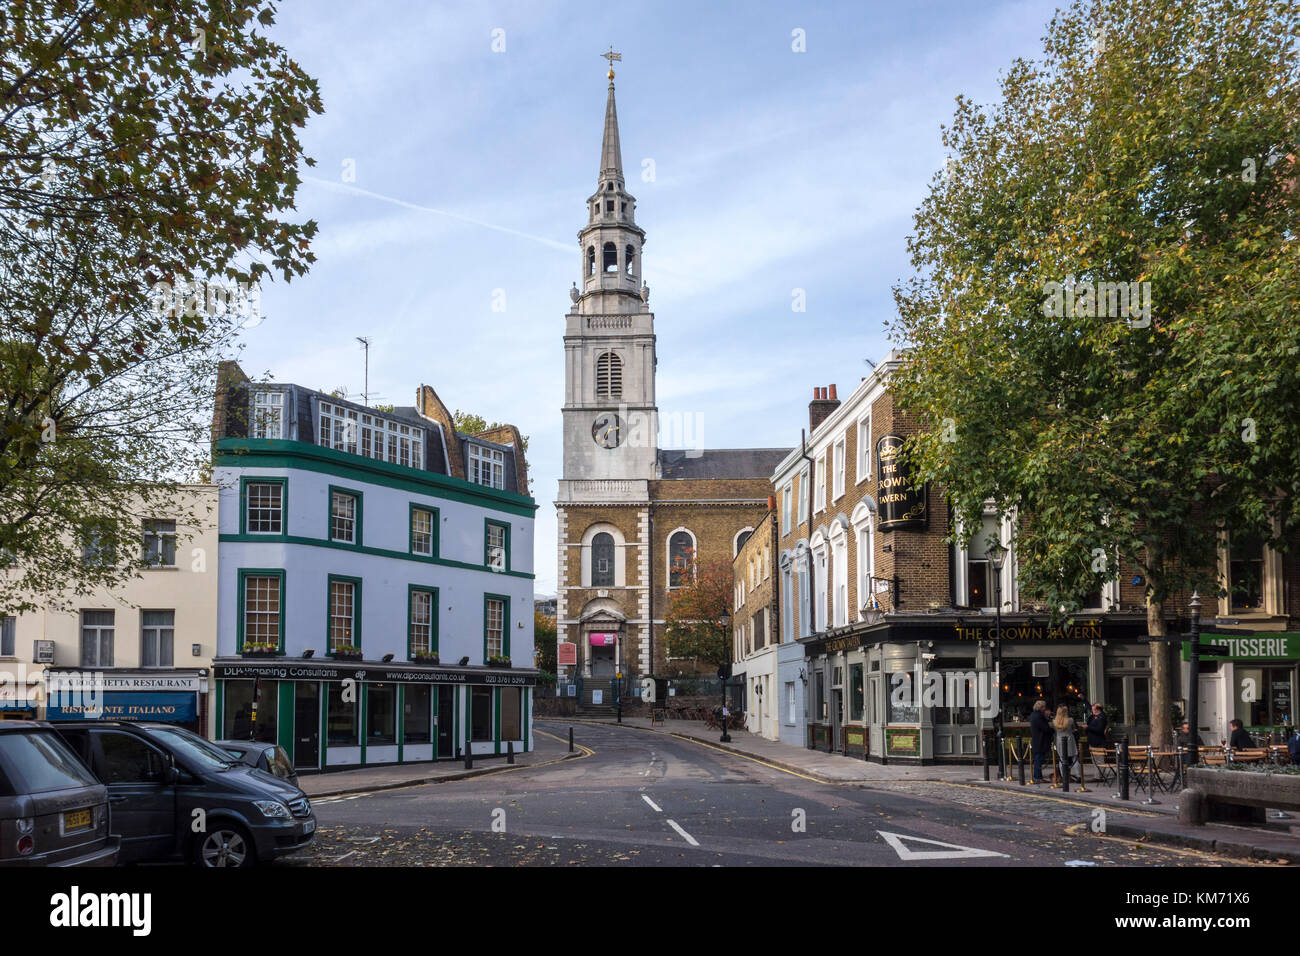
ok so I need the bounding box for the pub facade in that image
[755,352,1296,764]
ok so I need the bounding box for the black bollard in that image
[464,743,473,770]
[1018,740,1027,786]
[568,727,574,753]
[1117,739,1130,801]
[983,733,991,781]
[507,740,515,765]
[1060,736,1070,793]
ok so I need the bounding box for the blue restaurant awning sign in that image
[45,691,197,723]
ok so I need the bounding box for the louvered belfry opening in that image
[595,351,622,399]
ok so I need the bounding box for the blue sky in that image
[244,0,1066,594]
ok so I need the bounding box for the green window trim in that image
[327,484,364,548]
[239,476,288,536]
[407,585,439,659]
[484,519,510,573]
[326,573,364,656]
[483,592,511,663]
[409,503,439,558]
[214,438,537,516]
[218,533,534,579]
[236,568,286,653]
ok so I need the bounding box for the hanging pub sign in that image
[876,434,927,531]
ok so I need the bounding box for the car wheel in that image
[194,824,257,868]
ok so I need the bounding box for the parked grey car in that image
[213,740,299,788]
[52,721,314,867]
[0,721,118,867]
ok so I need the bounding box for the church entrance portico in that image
[588,631,619,677]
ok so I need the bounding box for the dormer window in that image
[468,444,505,490]
[250,388,286,439]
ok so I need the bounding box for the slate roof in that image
[657,448,791,480]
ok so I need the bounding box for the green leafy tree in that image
[0,1,321,611]
[453,409,529,454]
[663,553,733,670]
[533,608,557,675]
[889,0,1300,746]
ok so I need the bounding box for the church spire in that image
[599,48,624,186]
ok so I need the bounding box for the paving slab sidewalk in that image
[553,715,1300,862]
[298,728,579,798]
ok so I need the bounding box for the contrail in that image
[304,176,574,253]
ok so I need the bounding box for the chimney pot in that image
[829,384,838,400]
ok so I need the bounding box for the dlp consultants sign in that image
[876,435,927,531]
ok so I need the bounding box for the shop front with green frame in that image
[212,659,535,773]
[1183,631,1298,743]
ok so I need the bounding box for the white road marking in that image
[877,830,1009,861]
[666,819,699,846]
[641,795,662,813]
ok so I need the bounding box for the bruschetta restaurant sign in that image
[876,435,927,530]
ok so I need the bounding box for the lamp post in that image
[988,541,1008,780]
[719,608,732,743]
[1185,591,1201,768]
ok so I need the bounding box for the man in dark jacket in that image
[1086,703,1108,749]
[1029,700,1052,783]
[1227,719,1254,750]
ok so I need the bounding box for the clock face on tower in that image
[592,413,623,449]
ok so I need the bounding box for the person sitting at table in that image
[1227,719,1254,750]
[1175,721,1204,749]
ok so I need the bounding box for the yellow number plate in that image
[64,808,92,831]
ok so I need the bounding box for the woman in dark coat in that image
[1086,703,1108,749]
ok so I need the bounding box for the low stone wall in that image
[1179,766,1300,826]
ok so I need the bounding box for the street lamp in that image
[1185,591,1201,768]
[987,540,1008,780]
[718,608,732,743]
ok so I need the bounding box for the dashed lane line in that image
[641,795,663,813]
[666,819,699,847]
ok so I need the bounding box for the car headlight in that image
[253,800,291,819]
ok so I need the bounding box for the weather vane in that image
[601,45,621,80]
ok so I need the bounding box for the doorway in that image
[293,682,319,770]
[437,686,455,758]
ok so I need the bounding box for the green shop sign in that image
[1181,633,1300,662]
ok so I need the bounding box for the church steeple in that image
[578,50,646,305]
[600,75,624,187]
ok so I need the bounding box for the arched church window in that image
[595,352,622,399]
[603,242,618,273]
[625,245,636,276]
[592,533,615,587]
[586,246,596,277]
[669,531,695,588]
[734,529,752,556]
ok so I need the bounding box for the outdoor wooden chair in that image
[1126,745,1156,793]
[1088,746,1117,785]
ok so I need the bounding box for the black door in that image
[437,686,454,758]
[294,682,319,770]
[91,729,176,863]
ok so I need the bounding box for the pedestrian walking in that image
[1029,699,1052,783]
[1053,705,1081,783]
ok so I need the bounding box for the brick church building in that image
[554,65,787,699]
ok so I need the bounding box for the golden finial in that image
[601,45,621,81]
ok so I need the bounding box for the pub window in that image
[888,671,920,723]
[850,663,864,721]
[1002,659,1090,723]
[327,682,358,747]
[1229,532,1265,612]
[592,532,615,587]
[368,684,396,746]
[964,514,1001,609]
[404,685,432,744]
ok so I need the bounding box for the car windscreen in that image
[147,727,240,771]
[0,731,99,794]
[269,746,295,779]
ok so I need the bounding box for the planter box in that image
[1182,766,1300,826]
[240,650,279,659]
[332,651,363,661]
[411,657,440,665]
[487,659,511,668]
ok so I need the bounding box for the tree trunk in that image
[1147,593,1173,749]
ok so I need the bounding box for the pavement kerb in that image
[304,741,589,800]
[1098,821,1300,864]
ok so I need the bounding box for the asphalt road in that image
[282,721,1245,867]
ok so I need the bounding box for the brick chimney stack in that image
[809,384,841,433]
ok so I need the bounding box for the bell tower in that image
[560,55,658,484]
